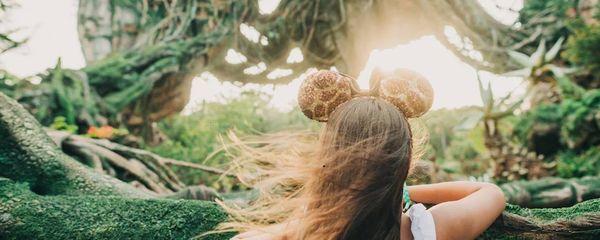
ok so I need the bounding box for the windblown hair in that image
[216,97,422,240]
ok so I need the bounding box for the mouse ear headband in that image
[298,68,434,122]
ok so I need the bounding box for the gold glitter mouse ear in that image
[370,68,434,118]
[298,70,359,122]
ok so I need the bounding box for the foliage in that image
[515,89,600,150]
[420,107,491,176]
[0,0,22,54]
[563,20,600,78]
[86,125,129,140]
[518,0,575,50]
[49,116,78,134]
[146,91,317,190]
[519,0,574,24]
[560,89,600,148]
[556,147,600,178]
[513,104,562,148]
[512,89,600,177]
[421,107,483,158]
[444,137,490,176]
[7,28,230,129]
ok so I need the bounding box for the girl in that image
[222,69,506,240]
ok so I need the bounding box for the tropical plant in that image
[146,91,317,190]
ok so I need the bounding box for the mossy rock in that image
[0,178,233,240]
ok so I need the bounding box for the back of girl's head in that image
[297,97,413,240]
[214,97,418,240]
[321,96,412,158]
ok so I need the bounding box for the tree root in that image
[481,198,600,239]
[0,92,150,198]
[47,130,234,194]
[501,176,600,208]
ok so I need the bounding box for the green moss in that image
[0,92,149,198]
[560,89,600,149]
[480,199,600,239]
[0,178,232,240]
[506,199,600,222]
[513,104,562,145]
[564,20,600,76]
[556,148,600,178]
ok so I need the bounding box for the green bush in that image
[146,91,318,191]
[563,20,600,77]
[421,107,483,159]
[49,116,78,133]
[560,89,600,149]
[420,107,490,176]
[513,89,600,151]
[556,147,600,178]
[513,104,563,148]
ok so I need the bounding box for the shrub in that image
[146,91,317,191]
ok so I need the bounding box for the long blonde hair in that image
[216,97,421,239]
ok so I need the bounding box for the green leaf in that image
[503,67,532,77]
[545,37,564,62]
[549,65,586,99]
[454,112,483,131]
[507,50,532,67]
[530,39,546,66]
[476,73,493,113]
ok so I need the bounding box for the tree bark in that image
[502,176,600,208]
[0,92,151,198]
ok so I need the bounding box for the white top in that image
[408,203,436,240]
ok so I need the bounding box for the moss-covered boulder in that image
[0,178,230,240]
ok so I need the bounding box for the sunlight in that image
[243,62,267,75]
[0,0,526,113]
[267,68,293,79]
[260,36,269,46]
[224,49,247,64]
[286,47,304,64]
[240,22,269,46]
[354,36,522,109]
[185,35,523,112]
[477,0,523,25]
[258,0,281,15]
[240,23,261,43]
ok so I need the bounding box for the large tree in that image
[1,0,600,238]
[9,0,584,138]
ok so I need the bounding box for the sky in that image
[0,0,525,113]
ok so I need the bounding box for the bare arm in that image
[408,181,506,240]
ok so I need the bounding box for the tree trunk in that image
[502,176,600,208]
[0,92,150,198]
[25,1,529,130]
